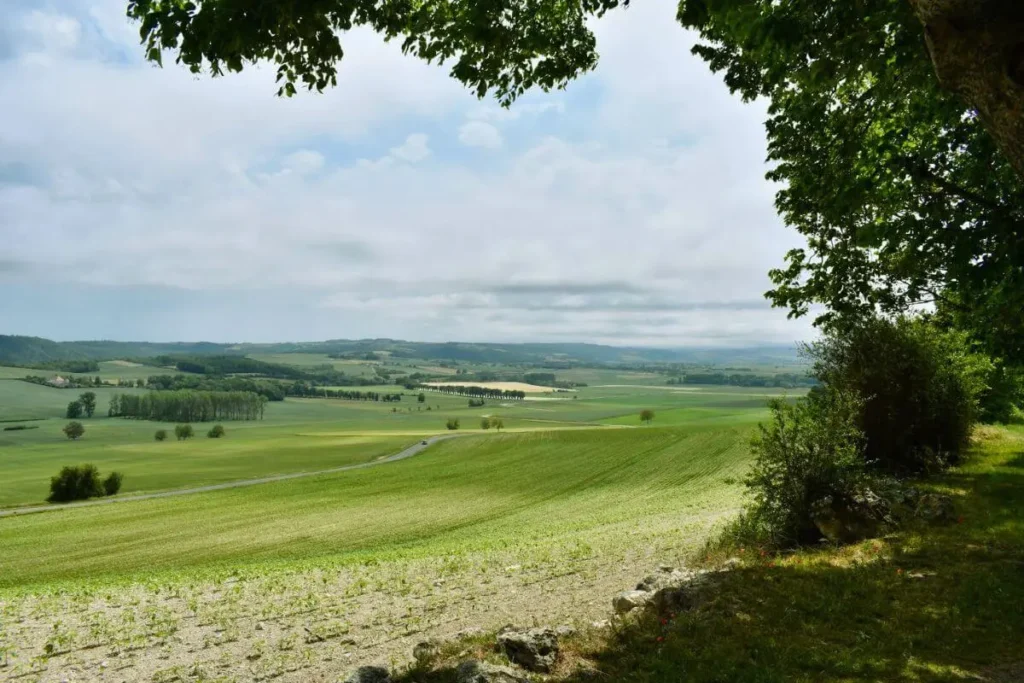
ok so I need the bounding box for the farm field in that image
[0,356,801,682]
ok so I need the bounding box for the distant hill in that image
[0,336,243,366]
[0,335,801,368]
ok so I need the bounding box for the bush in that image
[480,417,491,430]
[446,418,460,430]
[62,421,85,440]
[174,424,194,440]
[103,471,124,496]
[737,391,869,547]
[154,429,168,441]
[48,464,104,502]
[808,316,990,474]
[207,424,225,438]
[3,424,39,431]
[66,401,83,419]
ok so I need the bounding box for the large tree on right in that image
[679,0,1024,361]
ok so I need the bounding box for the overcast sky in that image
[0,0,814,347]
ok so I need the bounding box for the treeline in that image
[23,374,105,388]
[285,384,403,401]
[147,354,379,387]
[425,385,527,400]
[18,360,100,373]
[667,372,817,388]
[150,354,307,379]
[147,374,288,401]
[110,390,266,422]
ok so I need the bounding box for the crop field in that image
[0,357,800,682]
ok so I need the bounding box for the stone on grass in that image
[496,626,559,672]
[343,665,391,683]
[413,640,440,663]
[613,590,651,614]
[916,493,956,523]
[811,490,889,544]
[456,660,529,683]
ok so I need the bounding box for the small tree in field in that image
[480,417,491,430]
[175,424,194,441]
[79,392,97,418]
[66,401,83,419]
[63,421,85,440]
[640,409,655,425]
[418,393,426,403]
[207,424,225,438]
[492,417,504,431]
[154,429,168,442]
[446,418,460,430]
[48,464,103,502]
[103,471,124,496]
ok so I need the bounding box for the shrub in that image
[3,424,38,432]
[103,471,124,496]
[737,391,869,547]
[66,401,83,419]
[207,424,225,438]
[174,424,194,441]
[154,429,168,441]
[492,417,504,431]
[48,464,104,502]
[62,421,85,440]
[480,417,491,430]
[446,418,460,430]
[808,316,990,474]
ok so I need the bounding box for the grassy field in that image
[0,358,798,682]
[0,425,751,587]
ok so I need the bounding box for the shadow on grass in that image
[395,434,1024,683]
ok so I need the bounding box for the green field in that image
[0,426,751,587]
[0,354,805,681]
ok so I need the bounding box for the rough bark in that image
[910,0,1024,179]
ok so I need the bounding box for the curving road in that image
[0,433,460,519]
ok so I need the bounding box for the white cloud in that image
[281,150,325,175]
[389,133,431,163]
[458,121,503,149]
[0,0,811,346]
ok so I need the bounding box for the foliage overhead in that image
[126,0,624,102]
[676,0,1024,360]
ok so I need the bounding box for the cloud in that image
[458,121,503,149]
[389,133,431,163]
[0,0,812,346]
[281,150,325,175]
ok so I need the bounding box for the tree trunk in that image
[910,0,1024,179]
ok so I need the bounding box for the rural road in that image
[0,433,460,519]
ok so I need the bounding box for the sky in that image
[0,0,814,347]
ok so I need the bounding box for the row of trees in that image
[425,385,527,401]
[24,374,105,389]
[284,384,403,401]
[666,372,817,389]
[147,374,287,401]
[109,391,267,422]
